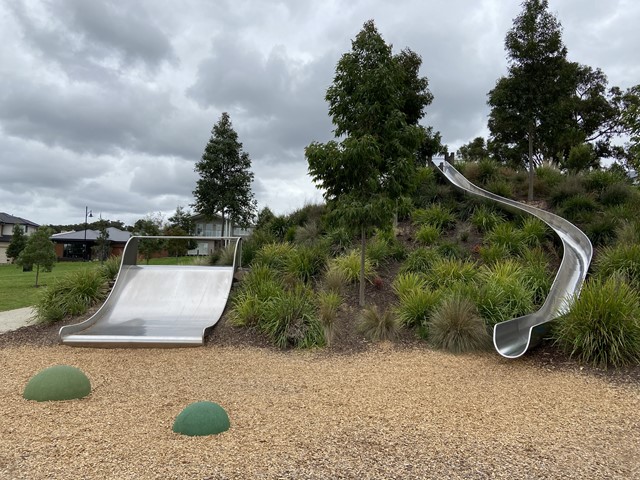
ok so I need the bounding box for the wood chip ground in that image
[1,344,638,479]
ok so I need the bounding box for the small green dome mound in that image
[173,401,230,436]
[23,365,91,402]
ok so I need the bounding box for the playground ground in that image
[1,321,639,479]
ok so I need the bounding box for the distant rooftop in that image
[50,227,131,243]
[0,212,39,227]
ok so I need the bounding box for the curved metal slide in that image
[59,236,241,347]
[432,159,592,358]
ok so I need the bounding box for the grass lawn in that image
[0,262,103,312]
[0,257,200,312]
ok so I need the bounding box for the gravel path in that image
[1,344,638,479]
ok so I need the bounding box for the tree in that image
[133,214,164,264]
[488,0,568,200]
[91,219,110,263]
[166,205,197,253]
[193,113,257,237]
[6,225,27,262]
[16,227,56,287]
[306,20,433,306]
[457,137,489,162]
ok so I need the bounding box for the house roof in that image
[0,212,39,227]
[50,227,131,243]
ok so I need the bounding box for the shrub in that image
[329,250,376,284]
[285,245,327,283]
[36,269,109,324]
[357,305,400,342]
[583,169,627,193]
[549,175,585,207]
[325,227,354,254]
[216,243,237,266]
[366,236,392,267]
[554,277,640,368]
[470,205,504,233]
[595,244,640,289]
[598,182,631,206]
[424,257,478,290]
[428,294,491,353]
[484,222,527,255]
[585,216,618,247]
[316,291,342,347]
[99,255,121,282]
[323,265,350,295]
[520,217,549,247]
[261,284,324,349]
[475,260,534,326]
[615,221,640,246]
[392,272,427,301]
[228,292,263,327]
[436,241,466,260]
[534,165,563,195]
[294,221,321,245]
[253,243,295,272]
[400,247,440,274]
[478,243,511,265]
[519,247,553,306]
[485,179,513,198]
[415,224,441,246]
[242,229,276,266]
[412,204,456,229]
[559,194,598,223]
[396,289,442,329]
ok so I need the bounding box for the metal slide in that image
[59,236,241,347]
[432,159,592,358]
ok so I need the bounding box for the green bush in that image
[519,248,553,306]
[253,242,295,272]
[329,250,376,284]
[99,255,121,282]
[470,205,505,233]
[428,294,491,353]
[294,221,321,245]
[599,182,632,207]
[392,272,427,301]
[400,248,440,274]
[366,236,393,267]
[595,244,640,289]
[485,179,513,198]
[583,169,627,193]
[534,165,564,195]
[261,284,324,349]
[424,257,478,290]
[560,194,598,223]
[412,204,456,229]
[520,217,549,247]
[325,227,354,254]
[475,259,534,326]
[316,291,342,347]
[285,245,327,283]
[242,229,277,265]
[415,224,441,246]
[436,241,466,260]
[396,289,442,329]
[554,276,640,368]
[36,269,109,324]
[357,305,400,342]
[322,265,350,295]
[585,216,618,247]
[615,221,640,246]
[478,243,511,265]
[549,175,586,207]
[484,222,527,255]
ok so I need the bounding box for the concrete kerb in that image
[0,307,37,334]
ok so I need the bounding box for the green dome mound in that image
[23,365,91,402]
[173,401,230,436]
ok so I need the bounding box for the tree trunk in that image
[528,126,534,202]
[359,226,366,307]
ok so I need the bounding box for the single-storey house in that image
[0,213,39,263]
[50,227,131,261]
[189,213,253,255]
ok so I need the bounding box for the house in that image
[50,227,131,261]
[189,213,252,255]
[0,213,39,263]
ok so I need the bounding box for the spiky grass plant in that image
[599,182,632,207]
[392,272,427,301]
[357,305,400,342]
[253,242,295,272]
[285,244,327,283]
[470,205,505,233]
[261,284,324,349]
[412,204,456,229]
[585,216,618,247]
[396,289,442,329]
[366,236,393,267]
[520,217,549,247]
[549,175,586,207]
[518,247,553,306]
[325,227,353,255]
[475,259,534,326]
[559,194,598,223]
[415,224,441,246]
[424,257,478,290]
[100,255,122,282]
[428,294,491,353]
[478,243,511,265]
[36,269,109,324]
[216,243,237,266]
[399,247,440,274]
[595,244,640,289]
[323,265,350,295]
[615,221,640,246]
[228,265,284,326]
[484,222,527,255]
[316,290,342,347]
[534,165,564,195]
[329,250,376,284]
[485,179,513,198]
[583,168,627,193]
[554,276,640,368]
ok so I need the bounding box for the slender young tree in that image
[6,225,27,262]
[306,20,433,306]
[193,113,257,237]
[16,227,56,287]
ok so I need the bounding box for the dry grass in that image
[0,345,639,479]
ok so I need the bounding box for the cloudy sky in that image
[1,0,638,228]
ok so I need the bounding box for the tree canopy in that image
[306,20,433,305]
[6,225,27,262]
[16,227,56,287]
[192,112,257,237]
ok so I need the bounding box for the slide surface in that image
[59,236,240,347]
[433,159,592,358]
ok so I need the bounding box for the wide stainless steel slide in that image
[59,236,241,347]
[432,159,592,358]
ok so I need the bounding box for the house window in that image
[63,243,85,259]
